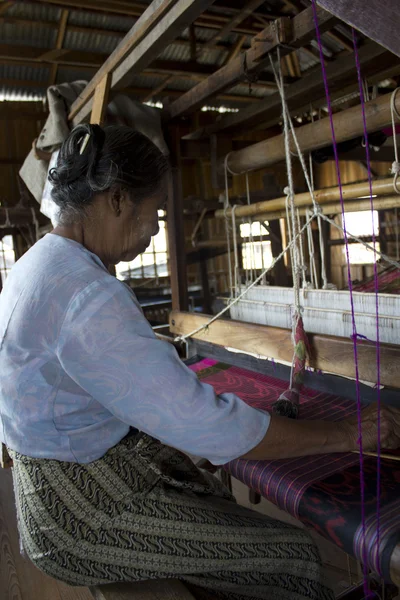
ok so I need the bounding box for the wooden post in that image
[167,127,188,312]
[90,73,112,126]
[48,9,69,86]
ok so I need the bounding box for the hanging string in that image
[224,153,234,298]
[306,207,318,288]
[390,88,400,194]
[312,2,368,596]
[296,209,308,287]
[353,27,382,579]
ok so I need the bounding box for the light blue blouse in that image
[0,234,270,464]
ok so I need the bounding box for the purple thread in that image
[311,2,369,595]
[352,27,381,577]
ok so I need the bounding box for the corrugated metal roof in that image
[7,2,60,22]
[67,10,135,33]
[0,20,56,48]
[297,48,320,72]
[63,29,119,54]
[0,64,48,83]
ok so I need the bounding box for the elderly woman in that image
[1,124,399,600]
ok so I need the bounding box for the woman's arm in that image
[241,403,400,461]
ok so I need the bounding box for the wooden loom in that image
[166,1,400,597]
[2,0,400,597]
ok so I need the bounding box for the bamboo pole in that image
[250,195,400,222]
[215,178,397,219]
[219,92,400,175]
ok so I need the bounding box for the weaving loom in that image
[170,2,400,597]
[186,354,400,586]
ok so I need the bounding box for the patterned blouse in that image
[0,234,270,464]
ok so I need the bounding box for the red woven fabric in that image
[190,358,400,581]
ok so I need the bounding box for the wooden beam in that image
[215,179,399,220]
[201,0,266,51]
[167,5,337,118]
[247,196,400,222]
[221,91,400,175]
[69,0,219,125]
[0,43,277,90]
[167,128,188,312]
[170,311,400,388]
[48,9,69,86]
[0,77,255,105]
[183,41,393,140]
[317,0,400,58]
[90,73,112,125]
[36,0,265,35]
[68,0,179,121]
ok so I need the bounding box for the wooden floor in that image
[0,467,92,600]
[1,464,397,599]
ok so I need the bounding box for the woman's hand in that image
[342,402,400,452]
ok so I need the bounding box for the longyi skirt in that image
[9,430,334,600]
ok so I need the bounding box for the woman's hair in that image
[49,123,169,223]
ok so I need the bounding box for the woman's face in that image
[112,182,167,264]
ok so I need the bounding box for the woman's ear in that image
[108,187,124,217]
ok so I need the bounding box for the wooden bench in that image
[90,579,197,600]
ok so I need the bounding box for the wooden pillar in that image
[167,126,188,312]
[268,219,288,286]
[90,73,111,126]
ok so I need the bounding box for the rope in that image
[313,4,366,593]
[353,27,382,579]
[306,207,318,288]
[277,47,301,314]
[390,87,400,194]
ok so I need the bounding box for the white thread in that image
[390,88,400,194]
[306,207,318,289]
[277,48,301,313]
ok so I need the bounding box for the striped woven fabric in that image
[190,358,400,581]
[352,265,400,294]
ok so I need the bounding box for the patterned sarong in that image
[9,429,333,600]
[190,358,400,582]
